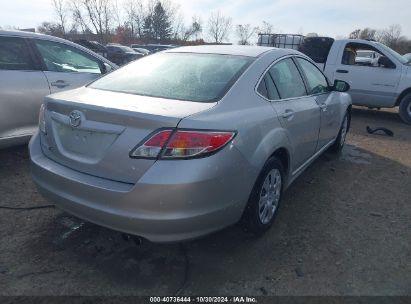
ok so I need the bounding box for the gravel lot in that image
[0,107,410,296]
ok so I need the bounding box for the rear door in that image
[268,57,321,171]
[0,35,50,141]
[295,57,340,148]
[31,39,105,94]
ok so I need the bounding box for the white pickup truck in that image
[258,35,411,124]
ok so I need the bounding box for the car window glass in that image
[378,42,409,65]
[341,42,389,68]
[296,58,329,95]
[265,74,280,100]
[269,58,306,99]
[0,36,33,71]
[257,77,268,98]
[90,53,252,103]
[34,39,102,74]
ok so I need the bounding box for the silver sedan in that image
[30,45,351,242]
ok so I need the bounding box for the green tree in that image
[151,1,172,40]
[143,14,153,39]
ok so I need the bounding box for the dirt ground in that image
[0,107,410,296]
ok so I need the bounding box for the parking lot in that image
[0,107,410,296]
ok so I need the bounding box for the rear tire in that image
[399,93,411,125]
[329,112,349,154]
[242,156,284,236]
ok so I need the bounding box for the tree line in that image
[349,25,411,54]
[2,0,410,53]
[33,0,272,45]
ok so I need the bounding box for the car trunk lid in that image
[40,87,215,184]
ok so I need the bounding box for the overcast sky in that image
[1,0,410,41]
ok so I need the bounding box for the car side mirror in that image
[333,80,350,92]
[103,63,113,74]
[378,56,395,68]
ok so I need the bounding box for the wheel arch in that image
[269,147,290,179]
[395,87,411,106]
[249,127,293,178]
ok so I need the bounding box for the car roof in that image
[0,29,102,49]
[0,30,116,67]
[337,38,383,46]
[0,29,66,41]
[165,45,298,57]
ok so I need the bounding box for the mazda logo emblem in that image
[69,110,82,127]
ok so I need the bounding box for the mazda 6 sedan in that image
[30,45,351,242]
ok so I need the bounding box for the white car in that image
[355,50,380,66]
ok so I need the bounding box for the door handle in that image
[50,80,70,88]
[282,110,294,119]
[336,69,349,74]
[319,103,327,111]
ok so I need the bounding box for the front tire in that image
[242,156,284,235]
[399,93,411,124]
[329,112,349,153]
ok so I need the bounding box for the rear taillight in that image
[38,103,46,134]
[130,130,173,158]
[130,129,236,159]
[162,131,235,158]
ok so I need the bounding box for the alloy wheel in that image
[258,169,282,224]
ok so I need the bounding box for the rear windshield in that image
[89,53,253,102]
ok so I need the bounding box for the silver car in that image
[30,46,351,242]
[0,30,117,149]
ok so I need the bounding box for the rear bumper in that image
[29,133,255,242]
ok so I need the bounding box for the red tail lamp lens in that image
[130,130,235,159]
[130,130,172,158]
[163,131,235,158]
